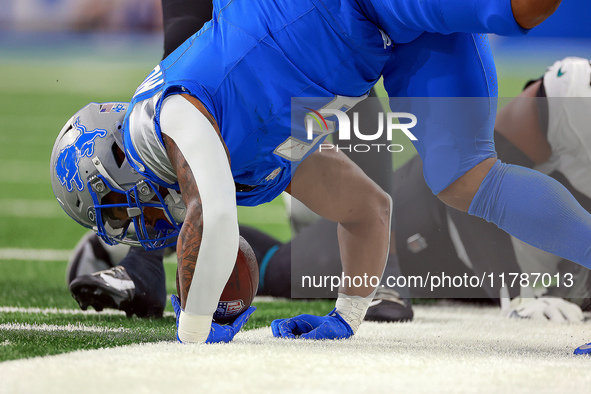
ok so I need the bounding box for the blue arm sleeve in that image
[365,0,529,37]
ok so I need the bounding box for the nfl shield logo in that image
[215,299,245,318]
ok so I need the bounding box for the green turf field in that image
[0,36,338,362]
[0,33,564,363]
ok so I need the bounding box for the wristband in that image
[178,310,212,343]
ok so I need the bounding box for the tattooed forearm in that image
[163,133,204,309]
[177,218,202,304]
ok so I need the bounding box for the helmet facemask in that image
[89,176,183,250]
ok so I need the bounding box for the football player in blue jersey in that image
[65,0,411,322]
[68,56,591,327]
[51,0,580,344]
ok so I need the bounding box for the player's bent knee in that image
[345,182,391,227]
[366,187,392,227]
[436,158,497,212]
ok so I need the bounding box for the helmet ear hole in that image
[111,142,125,168]
[75,197,81,209]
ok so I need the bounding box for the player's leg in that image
[385,32,591,269]
[466,160,591,268]
[288,146,391,298]
[286,146,391,333]
[332,89,393,199]
[68,233,168,317]
[301,88,413,319]
[66,231,126,284]
[384,31,498,201]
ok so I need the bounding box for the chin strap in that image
[92,157,123,190]
[164,189,187,223]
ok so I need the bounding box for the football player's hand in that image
[271,308,354,340]
[574,342,591,355]
[171,294,256,343]
[205,306,256,343]
[504,296,583,323]
[171,294,183,342]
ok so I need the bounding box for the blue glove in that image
[171,294,183,342]
[205,306,256,343]
[271,308,354,340]
[171,294,256,344]
[574,342,591,355]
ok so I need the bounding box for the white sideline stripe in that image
[0,323,129,333]
[0,198,288,224]
[0,306,174,318]
[252,295,280,303]
[0,160,48,183]
[0,198,288,223]
[0,199,63,218]
[0,247,178,264]
[1,305,591,394]
[0,306,126,316]
[0,248,71,261]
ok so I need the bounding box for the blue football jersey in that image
[122,0,525,206]
[123,0,392,206]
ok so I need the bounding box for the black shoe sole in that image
[70,281,134,317]
[364,300,414,323]
[70,279,164,319]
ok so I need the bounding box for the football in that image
[213,236,259,324]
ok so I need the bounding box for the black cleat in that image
[364,288,414,323]
[70,266,136,317]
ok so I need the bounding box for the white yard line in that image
[0,306,128,316]
[0,247,179,264]
[0,161,48,184]
[1,305,591,394]
[0,303,283,316]
[0,198,288,223]
[0,306,175,317]
[0,199,63,218]
[0,248,71,261]
[0,323,129,333]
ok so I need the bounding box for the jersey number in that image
[274,95,366,161]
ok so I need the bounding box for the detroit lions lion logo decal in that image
[55,117,107,192]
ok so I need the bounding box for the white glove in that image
[503,297,583,323]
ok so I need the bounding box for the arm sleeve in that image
[160,95,239,339]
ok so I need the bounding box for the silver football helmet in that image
[50,102,184,250]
